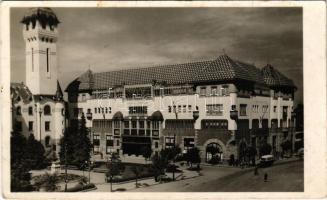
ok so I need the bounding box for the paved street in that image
[133,160,303,192]
[30,159,303,192]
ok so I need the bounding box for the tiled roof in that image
[11,82,33,103]
[66,54,295,92]
[262,64,296,88]
[11,81,64,103]
[21,7,60,27]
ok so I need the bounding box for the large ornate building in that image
[11,8,297,163]
[66,54,296,162]
[11,8,65,156]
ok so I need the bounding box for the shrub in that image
[65,183,96,192]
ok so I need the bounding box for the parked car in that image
[259,155,274,167]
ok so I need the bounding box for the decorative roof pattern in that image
[11,83,33,103]
[262,64,296,88]
[66,54,295,92]
[21,7,60,28]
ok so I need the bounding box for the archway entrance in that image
[206,143,223,163]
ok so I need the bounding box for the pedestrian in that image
[264,172,268,182]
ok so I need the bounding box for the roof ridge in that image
[92,59,215,75]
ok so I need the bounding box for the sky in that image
[11,7,303,105]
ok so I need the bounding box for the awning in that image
[112,111,123,120]
[148,111,164,121]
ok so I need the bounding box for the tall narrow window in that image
[31,48,34,72]
[46,48,50,75]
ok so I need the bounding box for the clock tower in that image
[21,8,60,95]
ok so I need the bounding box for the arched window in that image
[45,136,51,147]
[44,105,51,115]
[16,106,21,115]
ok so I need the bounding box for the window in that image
[206,104,223,116]
[240,104,247,116]
[139,121,145,129]
[132,121,137,129]
[128,106,148,115]
[16,121,22,132]
[98,108,101,113]
[28,106,33,115]
[201,120,228,129]
[165,137,175,148]
[108,107,112,113]
[184,138,195,150]
[200,87,206,96]
[211,86,217,96]
[31,48,34,72]
[182,105,187,113]
[28,121,33,131]
[94,108,97,113]
[262,105,269,113]
[45,121,50,131]
[165,119,194,129]
[105,107,108,114]
[221,85,228,96]
[93,135,100,146]
[16,106,21,115]
[113,121,120,129]
[116,140,120,146]
[44,105,51,115]
[283,106,288,120]
[168,106,172,113]
[87,108,91,114]
[106,135,114,147]
[46,48,50,75]
[178,105,181,113]
[273,106,277,113]
[124,121,129,128]
[152,121,159,130]
[45,136,51,147]
[155,141,159,148]
[188,105,192,112]
[101,107,104,114]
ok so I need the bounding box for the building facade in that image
[66,55,297,162]
[11,8,65,156]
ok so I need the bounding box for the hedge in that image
[64,183,96,192]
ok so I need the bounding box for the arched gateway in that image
[203,139,226,162]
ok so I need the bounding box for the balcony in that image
[86,112,92,120]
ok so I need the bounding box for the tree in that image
[59,125,78,166]
[151,153,167,182]
[246,146,257,166]
[10,123,33,192]
[185,147,201,169]
[73,113,92,168]
[141,146,152,163]
[131,165,143,187]
[25,134,46,169]
[259,143,272,156]
[281,140,292,154]
[106,153,124,192]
